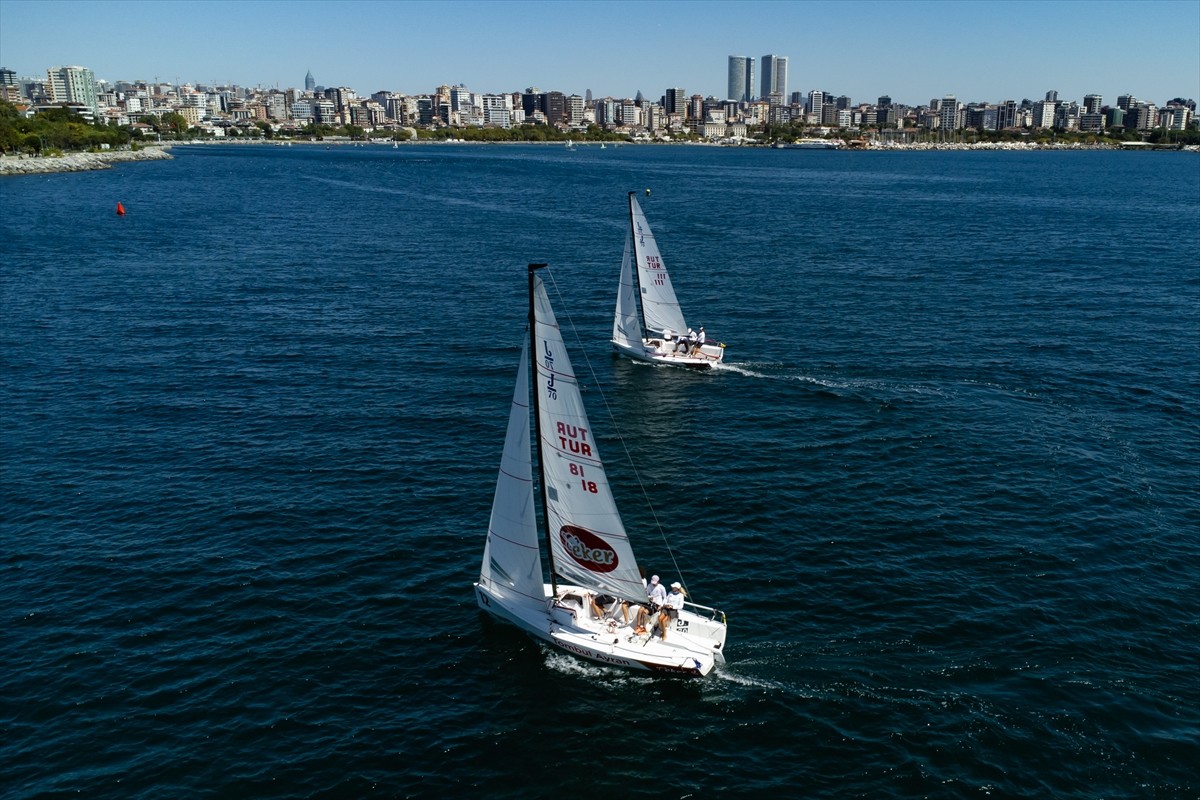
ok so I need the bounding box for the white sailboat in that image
[475,264,729,676]
[612,192,726,368]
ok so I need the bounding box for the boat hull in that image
[612,338,724,369]
[475,581,725,676]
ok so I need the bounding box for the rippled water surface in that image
[3,144,1199,799]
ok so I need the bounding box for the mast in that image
[528,262,559,596]
[627,191,649,337]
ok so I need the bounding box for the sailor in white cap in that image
[636,575,667,632]
[659,581,686,641]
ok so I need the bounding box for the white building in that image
[481,94,513,128]
[46,65,98,115]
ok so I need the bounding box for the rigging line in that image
[540,266,691,592]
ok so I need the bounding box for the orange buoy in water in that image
[116,202,126,216]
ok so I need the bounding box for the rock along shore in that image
[0,145,174,176]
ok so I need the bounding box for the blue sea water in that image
[2,143,1198,799]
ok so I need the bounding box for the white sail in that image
[629,194,688,336]
[479,340,545,611]
[532,276,645,601]
[612,230,643,349]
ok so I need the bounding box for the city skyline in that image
[1,1,1197,106]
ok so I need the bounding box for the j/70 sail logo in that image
[559,525,618,573]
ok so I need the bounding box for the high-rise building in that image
[1084,94,1102,114]
[760,55,787,100]
[998,100,1018,129]
[727,56,754,102]
[450,84,471,112]
[1032,98,1056,128]
[807,90,824,122]
[305,70,315,92]
[544,91,566,126]
[521,88,544,118]
[566,94,585,124]
[45,65,98,116]
[938,95,958,130]
[664,87,686,116]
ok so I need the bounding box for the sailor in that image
[590,592,616,620]
[658,582,686,641]
[636,575,667,632]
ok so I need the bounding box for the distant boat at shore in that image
[775,139,842,150]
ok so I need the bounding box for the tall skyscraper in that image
[305,70,315,92]
[45,65,97,115]
[727,56,754,102]
[664,87,686,116]
[760,55,787,100]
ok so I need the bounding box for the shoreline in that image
[0,145,174,177]
[2,139,1191,176]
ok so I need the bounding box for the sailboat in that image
[475,264,729,676]
[612,192,725,367]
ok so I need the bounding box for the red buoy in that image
[116,202,126,216]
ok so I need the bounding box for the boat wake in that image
[710,361,771,379]
[712,665,791,691]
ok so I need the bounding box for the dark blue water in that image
[3,144,1198,799]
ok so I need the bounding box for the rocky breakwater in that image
[0,146,174,176]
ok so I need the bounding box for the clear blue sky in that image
[1,0,1197,106]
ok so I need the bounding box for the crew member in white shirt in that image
[658,581,686,641]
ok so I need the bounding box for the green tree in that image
[160,112,189,139]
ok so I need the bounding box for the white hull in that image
[475,581,727,676]
[612,338,724,369]
[776,139,841,149]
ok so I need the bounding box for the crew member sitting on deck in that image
[658,582,686,641]
[590,592,617,620]
[636,574,668,633]
[678,328,696,354]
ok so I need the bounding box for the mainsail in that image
[479,340,544,611]
[532,275,645,601]
[629,194,688,336]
